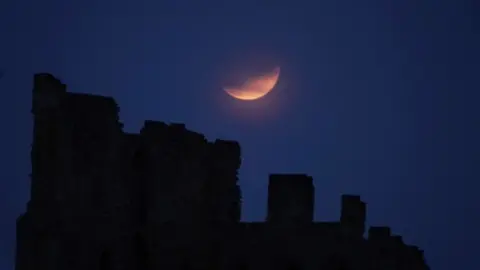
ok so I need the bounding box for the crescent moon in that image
[224,67,280,101]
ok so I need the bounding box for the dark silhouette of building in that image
[15,73,430,270]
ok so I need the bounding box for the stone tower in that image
[266,174,314,224]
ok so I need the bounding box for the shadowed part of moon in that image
[224,67,280,101]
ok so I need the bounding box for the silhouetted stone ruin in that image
[15,73,430,270]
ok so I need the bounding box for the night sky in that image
[1,0,479,269]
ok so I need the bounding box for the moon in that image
[224,67,280,101]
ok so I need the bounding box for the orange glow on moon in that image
[224,67,280,101]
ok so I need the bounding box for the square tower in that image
[340,195,366,238]
[267,174,314,224]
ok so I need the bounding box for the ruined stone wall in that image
[23,74,134,270]
[30,73,125,219]
[138,121,211,225]
[136,123,242,270]
[29,73,66,220]
[205,139,242,223]
[63,93,124,219]
[17,73,430,270]
[61,93,134,270]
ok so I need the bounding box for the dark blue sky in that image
[1,0,478,269]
